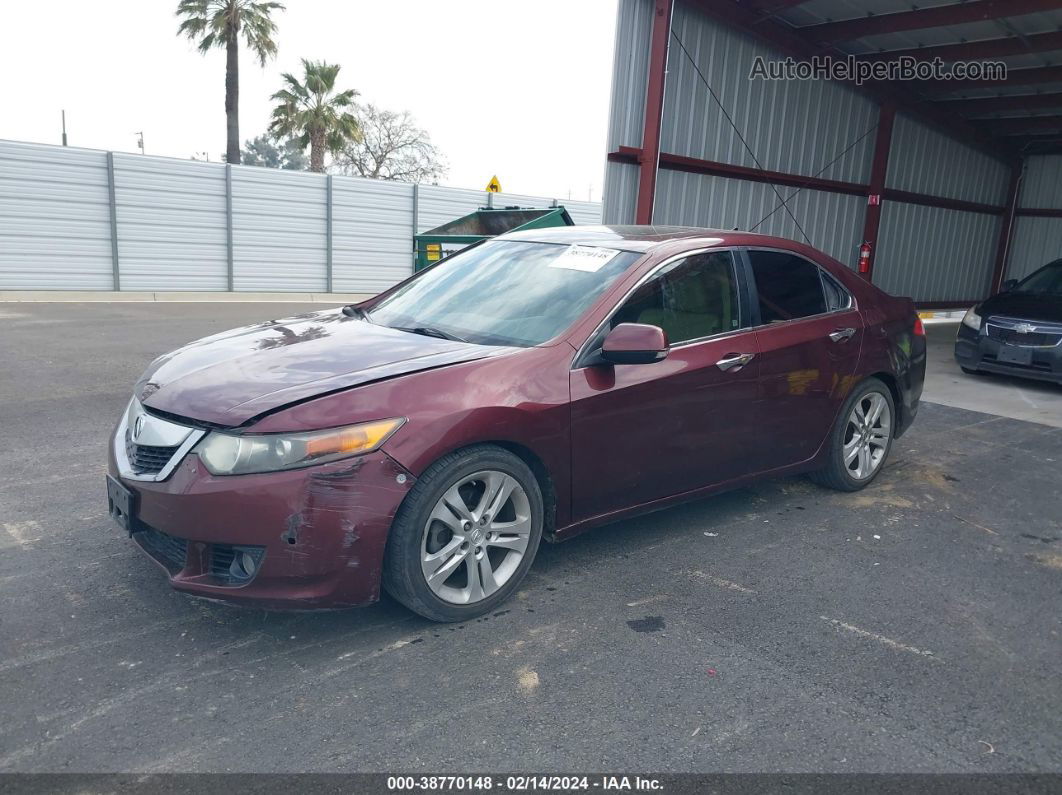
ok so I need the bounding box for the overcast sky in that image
[1,0,617,201]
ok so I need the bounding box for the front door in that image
[569,249,762,523]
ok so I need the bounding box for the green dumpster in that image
[414,206,575,271]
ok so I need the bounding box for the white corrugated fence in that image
[0,139,602,293]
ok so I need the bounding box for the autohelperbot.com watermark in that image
[750,55,1007,86]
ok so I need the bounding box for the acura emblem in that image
[1014,323,1036,334]
[133,414,145,441]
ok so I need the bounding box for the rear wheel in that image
[809,378,895,492]
[383,445,543,622]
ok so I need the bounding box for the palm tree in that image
[269,60,360,173]
[176,0,285,165]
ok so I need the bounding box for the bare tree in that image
[332,104,446,183]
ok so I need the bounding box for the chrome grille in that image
[985,319,1062,348]
[125,430,179,475]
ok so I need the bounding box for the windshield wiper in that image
[393,325,468,342]
[341,305,373,322]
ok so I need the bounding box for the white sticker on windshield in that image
[548,245,620,273]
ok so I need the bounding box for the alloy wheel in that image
[420,470,533,604]
[843,391,891,480]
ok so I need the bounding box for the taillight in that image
[913,316,925,337]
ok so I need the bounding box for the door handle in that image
[716,352,755,372]
[829,327,856,343]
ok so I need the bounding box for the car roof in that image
[500,224,801,254]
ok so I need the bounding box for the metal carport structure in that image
[603,0,1062,306]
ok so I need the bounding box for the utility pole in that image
[61,110,68,146]
[135,132,145,154]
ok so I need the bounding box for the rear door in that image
[742,248,863,469]
[569,249,762,521]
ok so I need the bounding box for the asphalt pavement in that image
[1,303,1060,773]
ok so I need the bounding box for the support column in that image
[106,151,120,290]
[635,0,673,225]
[225,164,235,291]
[990,160,1024,295]
[860,102,895,282]
[326,175,334,294]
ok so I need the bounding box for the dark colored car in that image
[955,259,1062,384]
[107,226,926,621]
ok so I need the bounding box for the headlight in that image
[961,306,982,331]
[195,418,405,476]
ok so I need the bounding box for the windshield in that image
[1015,260,1062,296]
[367,240,641,346]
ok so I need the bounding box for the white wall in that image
[0,139,602,293]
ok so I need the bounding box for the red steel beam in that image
[984,115,1062,135]
[938,93,1062,115]
[608,147,1008,215]
[613,146,867,195]
[746,0,812,19]
[860,102,896,282]
[857,30,1062,63]
[684,0,1012,161]
[800,0,1059,45]
[990,161,1024,293]
[635,0,673,225]
[1016,207,1062,217]
[883,188,1006,216]
[919,64,1062,95]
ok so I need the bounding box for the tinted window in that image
[748,250,827,323]
[1015,260,1062,296]
[612,251,740,344]
[821,271,852,312]
[368,240,640,347]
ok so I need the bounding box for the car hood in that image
[980,292,1062,324]
[135,309,510,426]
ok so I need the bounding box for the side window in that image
[612,251,741,345]
[748,250,827,324]
[821,271,852,312]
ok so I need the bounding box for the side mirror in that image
[600,323,669,366]
[1001,278,1018,292]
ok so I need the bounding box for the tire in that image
[382,445,544,622]
[961,366,982,375]
[808,377,896,492]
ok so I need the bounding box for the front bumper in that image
[108,442,415,609]
[955,322,1062,384]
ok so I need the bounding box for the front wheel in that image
[383,445,544,622]
[809,378,895,492]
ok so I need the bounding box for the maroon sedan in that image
[107,226,925,621]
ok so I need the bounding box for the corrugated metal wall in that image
[653,169,865,265]
[604,0,1015,303]
[113,154,229,291]
[663,2,878,184]
[0,139,602,293]
[886,115,1009,206]
[0,141,114,289]
[604,0,874,272]
[1007,155,1062,282]
[875,203,1001,301]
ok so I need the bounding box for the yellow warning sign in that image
[486,175,502,193]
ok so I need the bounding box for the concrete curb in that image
[0,291,374,303]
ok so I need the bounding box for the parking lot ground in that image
[1,303,1060,773]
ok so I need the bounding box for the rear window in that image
[748,250,827,323]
